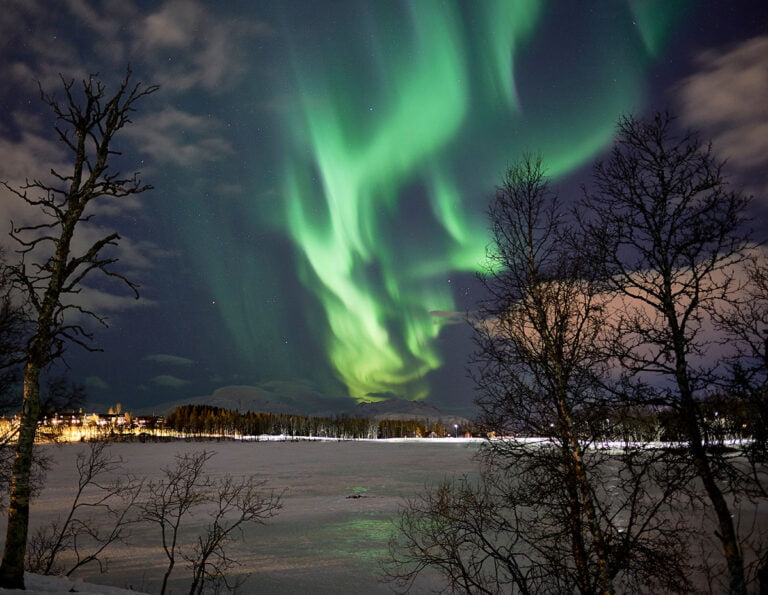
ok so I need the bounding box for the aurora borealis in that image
[1,0,767,413]
[262,1,678,401]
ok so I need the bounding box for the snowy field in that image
[4,439,483,594]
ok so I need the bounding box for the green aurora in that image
[210,1,689,403]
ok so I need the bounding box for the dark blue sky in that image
[1,1,766,415]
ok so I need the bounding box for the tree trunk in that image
[160,556,175,595]
[674,347,746,595]
[563,467,591,593]
[682,396,746,594]
[570,443,612,595]
[0,363,42,588]
[558,397,613,595]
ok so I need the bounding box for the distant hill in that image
[133,385,470,425]
[353,398,470,426]
[134,385,306,416]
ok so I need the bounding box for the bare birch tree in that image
[386,156,690,593]
[143,451,214,595]
[474,157,615,593]
[184,475,282,595]
[713,253,768,588]
[0,70,157,588]
[579,112,754,594]
[142,450,282,595]
[25,441,142,576]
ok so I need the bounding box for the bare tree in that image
[716,254,768,454]
[472,157,615,593]
[0,70,157,588]
[25,441,142,576]
[387,156,691,594]
[184,475,282,595]
[143,451,214,595]
[142,450,282,595]
[386,472,536,595]
[387,458,692,594]
[579,112,754,594]
[713,253,768,588]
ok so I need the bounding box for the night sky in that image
[1,1,766,415]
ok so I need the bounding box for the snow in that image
[0,437,761,593]
[0,573,150,594]
[0,439,482,594]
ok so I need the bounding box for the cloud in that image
[107,236,173,273]
[429,310,465,325]
[0,147,163,318]
[85,376,109,390]
[141,0,205,50]
[678,35,768,195]
[0,125,67,184]
[63,222,168,273]
[0,1,103,92]
[1,0,269,97]
[60,0,130,63]
[0,0,264,325]
[0,129,67,231]
[60,285,154,320]
[1,0,267,181]
[144,354,194,366]
[0,96,168,313]
[126,107,234,167]
[150,374,190,388]
[134,0,273,93]
[0,121,161,241]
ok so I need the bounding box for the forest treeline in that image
[163,397,761,444]
[164,404,466,439]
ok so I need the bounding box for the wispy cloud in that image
[429,310,465,325]
[1,2,95,91]
[66,222,168,272]
[85,376,109,390]
[141,1,206,50]
[2,0,268,173]
[60,0,130,62]
[126,107,234,167]
[60,286,154,318]
[0,143,165,317]
[3,0,269,95]
[144,354,194,366]
[0,26,169,316]
[678,35,768,195]
[133,0,273,93]
[150,374,190,388]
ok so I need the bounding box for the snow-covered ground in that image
[1,439,482,594]
[0,573,150,594]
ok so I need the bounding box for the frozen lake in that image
[16,439,483,594]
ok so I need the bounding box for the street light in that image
[454,424,458,438]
